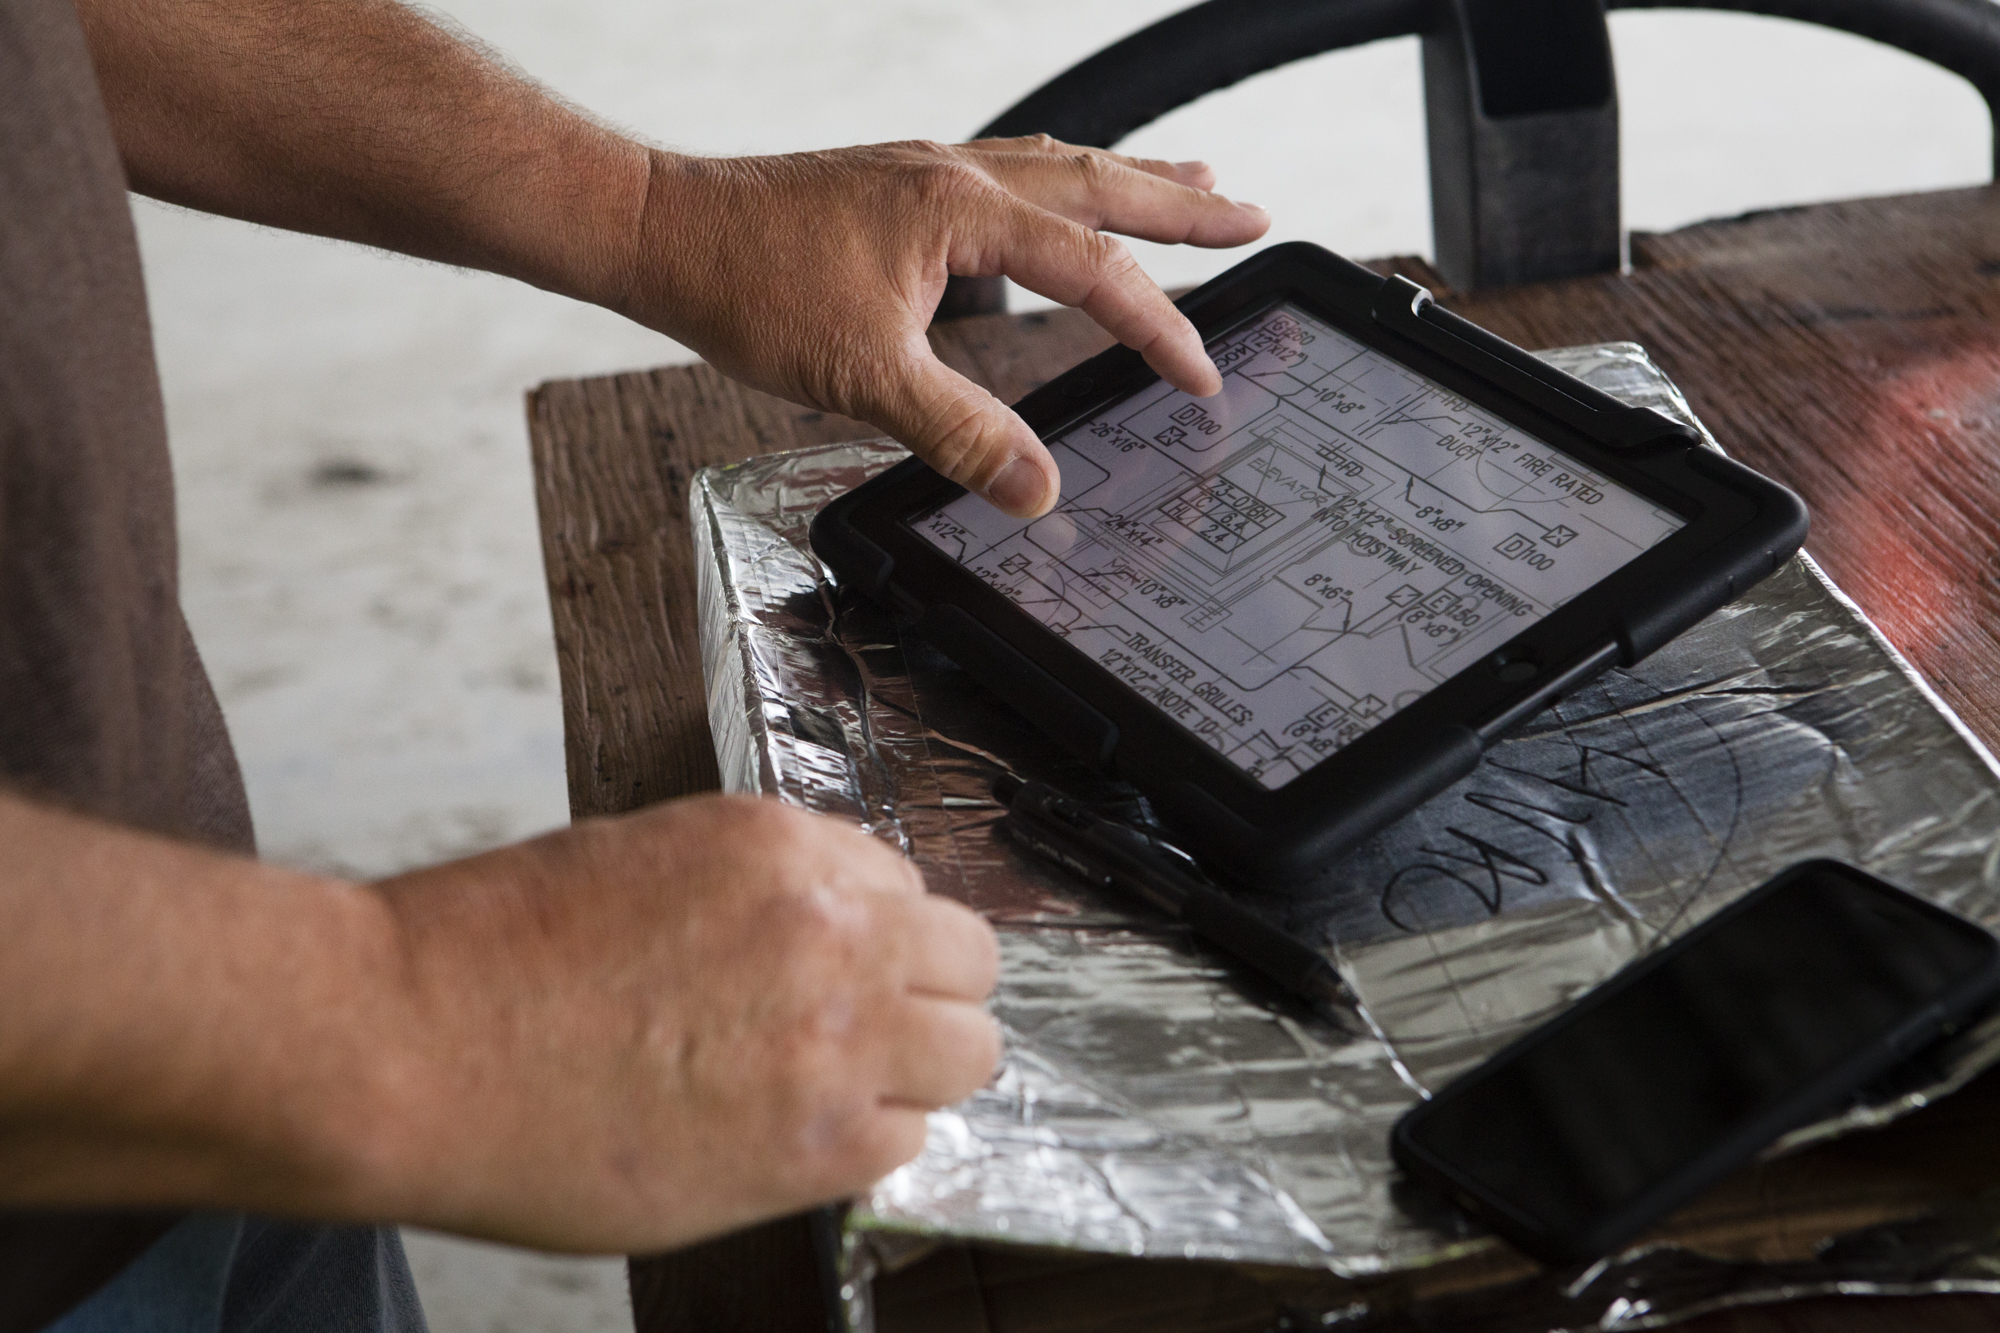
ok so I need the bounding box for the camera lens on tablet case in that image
[1495,658,1539,684]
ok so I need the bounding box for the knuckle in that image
[881,137,953,166]
[765,1003,873,1112]
[1091,233,1138,279]
[803,984,863,1043]
[919,394,1003,488]
[762,883,875,980]
[862,843,925,897]
[906,157,983,212]
[790,1091,877,1180]
[973,132,1060,155]
[741,1029,827,1145]
[736,797,819,859]
[1069,229,1140,295]
[780,1089,919,1196]
[1068,150,1116,190]
[789,879,872,946]
[762,1025,825,1102]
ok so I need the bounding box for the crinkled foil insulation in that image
[690,344,2000,1329]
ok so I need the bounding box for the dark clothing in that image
[44,1213,426,1333]
[2,0,255,1324]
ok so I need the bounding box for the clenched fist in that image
[621,137,1271,517]
[362,796,999,1252]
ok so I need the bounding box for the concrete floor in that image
[136,2,1988,1328]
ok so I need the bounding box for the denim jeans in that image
[43,1213,427,1333]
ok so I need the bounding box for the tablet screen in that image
[910,302,1685,790]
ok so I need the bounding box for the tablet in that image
[810,243,1808,889]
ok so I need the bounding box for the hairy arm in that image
[75,0,648,307]
[74,0,1270,516]
[0,792,998,1251]
[0,794,410,1217]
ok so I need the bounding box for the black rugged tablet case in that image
[810,244,1808,889]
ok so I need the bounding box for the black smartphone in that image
[1391,859,2000,1265]
[812,242,1807,889]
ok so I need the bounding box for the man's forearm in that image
[74,0,646,311]
[0,789,1003,1253]
[0,795,413,1218]
[78,0,1271,515]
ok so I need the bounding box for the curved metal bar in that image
[938,0,2000,312]
[979,0,2000,155]
[1609,0,2000,172]
[975,0,1431,147]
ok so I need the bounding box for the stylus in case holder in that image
[993,774,1355,1024]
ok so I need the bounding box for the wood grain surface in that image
[1472,187,2000,754]
[525,188,2000,1333]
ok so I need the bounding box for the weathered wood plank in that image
[527,370,874,818]
[1478,186,2000,754]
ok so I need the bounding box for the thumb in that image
[858,339,1060,518]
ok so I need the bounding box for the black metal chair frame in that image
[939,0,2000,312]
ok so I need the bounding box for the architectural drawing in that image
[918,304,1683,789]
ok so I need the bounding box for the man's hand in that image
[621,140,1270,517]
[0,793,998,1254]
[365,796,1000,1251]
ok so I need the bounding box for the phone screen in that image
[1399,862,2000,1252]
[908,302,1684,790]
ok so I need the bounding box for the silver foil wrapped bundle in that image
[692,343,2000,1330]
